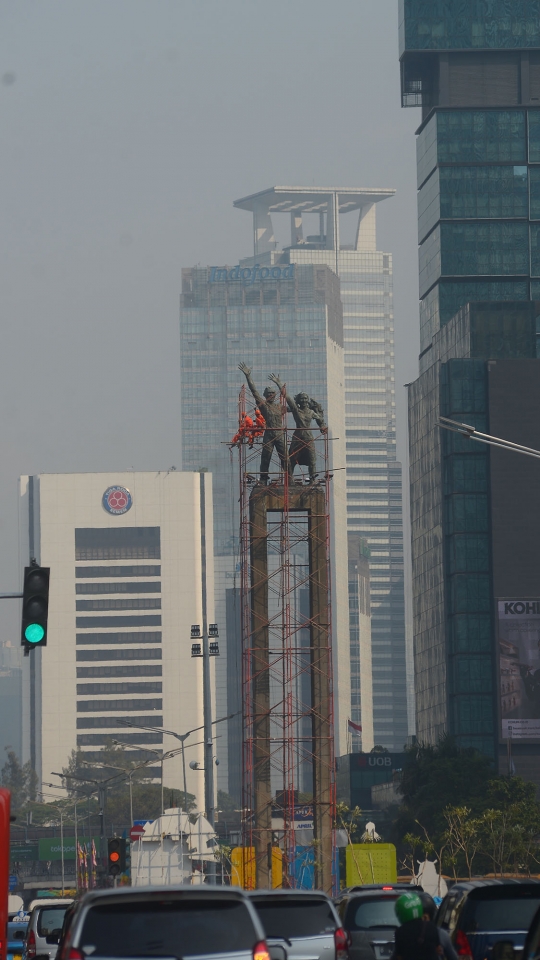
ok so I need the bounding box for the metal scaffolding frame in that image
[234,385,335,892]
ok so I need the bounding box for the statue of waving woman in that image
[268,374,326,480]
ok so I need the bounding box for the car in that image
[334,886,421,960]
[56,886,270,960]
[249,889,349,960]
[436,879,540,960]
[522,900,540,960]
[24,899,74,960]
[7,920,29,960]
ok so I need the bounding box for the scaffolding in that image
[234,385,335,892]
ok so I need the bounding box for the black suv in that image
[335,884,421,960]
[436,879,540,960]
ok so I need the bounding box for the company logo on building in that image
[209,264,295,285]
[502,601,540,615]
[102,486,132,515]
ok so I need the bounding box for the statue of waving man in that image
[238,362,288,484]
[269,373,326,481]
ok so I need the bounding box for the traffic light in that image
[21,563,50,648]
[107,837,126,876]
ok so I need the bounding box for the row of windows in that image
[76,665,162,678]
[77,698,162,712]
[76,566,161,578]
[76,648,162,661]
[76,631,161,645]
[76,582,161,595]
[77,732,164,746]
[76,714,164,728]
[402,2,540,53]
[418,111,540,189]
[77,682,162,695]
[75,527,161,561]
[76,598,161,611]
[76,615,162,628]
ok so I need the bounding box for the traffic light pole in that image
[200,472,215,882]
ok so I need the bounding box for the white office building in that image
[19,471,215,813]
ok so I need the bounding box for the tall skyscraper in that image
[19,471,213,810]
[233,188,407,752]
[400,0,540,350]
[401,1,540,785]
[180,187,407,780]
[180,260,350,795]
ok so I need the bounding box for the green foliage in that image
[394,736,540,878]
[1,749,38,812]
[217,790,237,813]
[395,735,494,839]
[60,743,196,824]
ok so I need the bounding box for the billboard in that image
[498,600,540,739]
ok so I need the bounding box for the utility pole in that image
[200,472,214,833]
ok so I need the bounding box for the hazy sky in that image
[0,0,421,647]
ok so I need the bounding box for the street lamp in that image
[111,741,176,817]
[80,760,142,829]
[438,416,540,459]
[116,711,237,816]
[40,791,92,896]
[51,767,128,870]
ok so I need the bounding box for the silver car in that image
[249,890,349,960]
[56,886,269,960]
[25,899,74,960]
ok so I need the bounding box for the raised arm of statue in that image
[269,373,299,420]
[239,362,263,406]
[309,399,327,432]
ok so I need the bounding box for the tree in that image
[442,806,481,880]
[217,791,237,813]
[60,744,196,826]
[394,735,495,841]
[1,749,38,812]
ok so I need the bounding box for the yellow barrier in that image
[231,846,283,889]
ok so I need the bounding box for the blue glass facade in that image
[400,1,540,55]
[418,108,540,350]
[402,1,540,773]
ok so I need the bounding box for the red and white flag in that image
[348,719,362,734]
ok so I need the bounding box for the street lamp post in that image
[116,711,237,816]
[52,768,125,874]
[111,742,167,816]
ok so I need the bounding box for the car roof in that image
[248,890,332,899]
[337,887,418,898]
[79,886,251,902]
[28,899,73,911]
[449,880,540,892]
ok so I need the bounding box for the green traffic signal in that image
[21,563,50,649]
[25,623,45,644]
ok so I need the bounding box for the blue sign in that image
[210,264,295,285]
[9,875,17,890]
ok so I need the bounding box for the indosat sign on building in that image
[210,264,295,285]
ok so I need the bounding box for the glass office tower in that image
[401,2,540,783]
[400,0,540,353]
[233,187,407,753]
[180,262,350,796]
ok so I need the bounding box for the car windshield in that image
[252,898,336,939]
[349,898,399,931]
[460,895,540,934]
[37,908,69,937]
[80,899,257,958]
[7,925,27,942]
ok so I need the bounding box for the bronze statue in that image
[238,362,288,483]
[269,374,326,480]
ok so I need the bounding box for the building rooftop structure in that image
[233,186,396,261]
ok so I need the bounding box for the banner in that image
[498,600,540,739]
[38,836,100,862]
